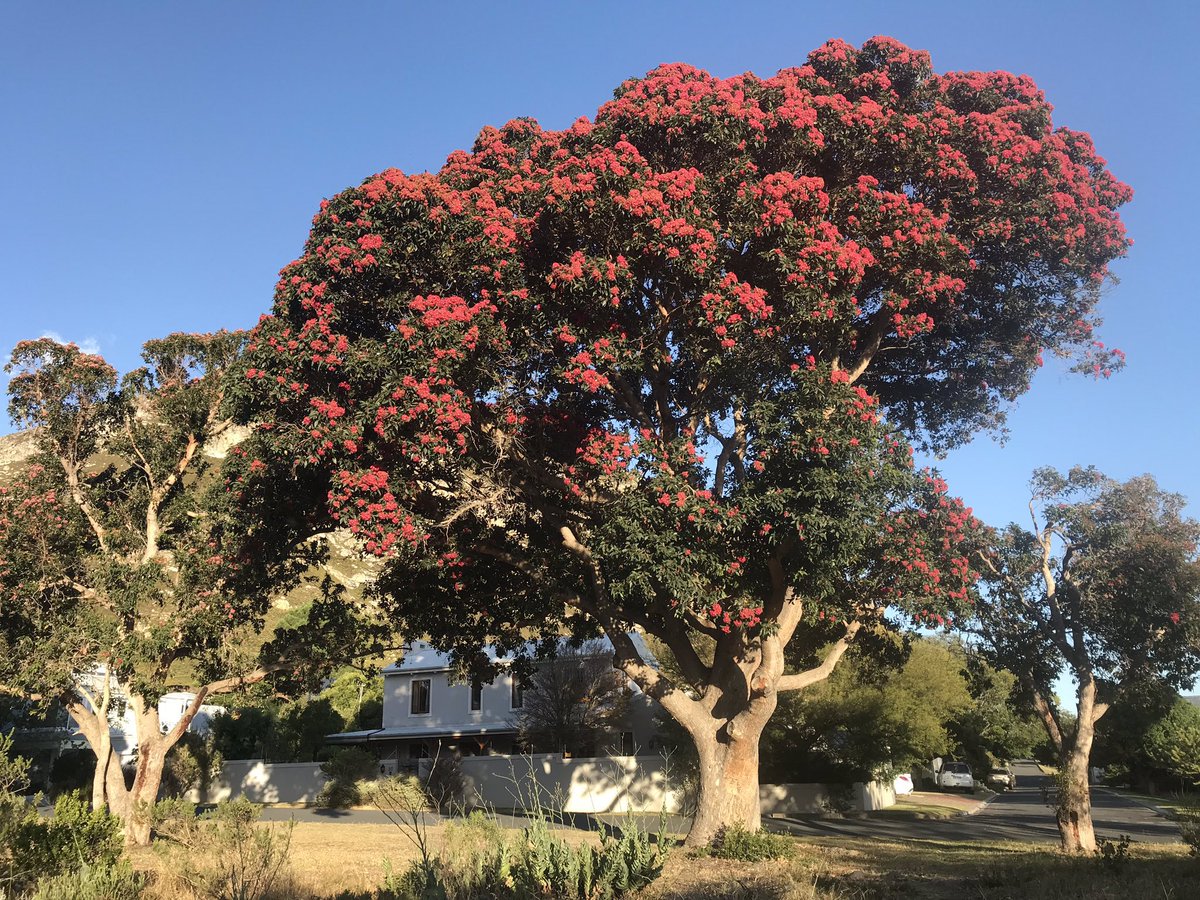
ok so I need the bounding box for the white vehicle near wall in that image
[936,761,974,792]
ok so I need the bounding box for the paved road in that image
[772,763,1181,844]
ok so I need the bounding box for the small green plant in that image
[160,732,223,800]
[29,860,147,900]
[370,775,669,899]
[154,797,293,900]
[423,751,467,814]
[1179,807,1200,856]
[692,824,796,862]
[1096,833,1132,871]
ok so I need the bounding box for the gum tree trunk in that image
[1057,742,1097,853]
[71,687,199,846]
[687,721,767,846]
[1056,678,1102,854]
[594,588,863,848]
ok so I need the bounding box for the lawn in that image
[869,799,964,820]
[1105,788,1200,820]
[127,816,1198,899]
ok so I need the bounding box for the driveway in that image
[772,763,1181,845]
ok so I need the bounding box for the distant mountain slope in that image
[1186,696,1200,709]
[0,430,38,483]
[0,424,383,637]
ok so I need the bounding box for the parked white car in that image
[936,761,974,792]
[893,773,915,795]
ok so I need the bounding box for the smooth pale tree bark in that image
[591,556,867,846]
[989,497,1116,854]
[61,666,287,845]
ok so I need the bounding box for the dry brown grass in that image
[130,817,601,899]
[127,817,1198,900]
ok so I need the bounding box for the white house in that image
[326,633,660,770]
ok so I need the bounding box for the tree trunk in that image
[1056,678,1101,854]
[686,729,763,847]
[119,706,173,846]
[90,719,112,812]
[1057,743,1097,853]
[70,687,181,846]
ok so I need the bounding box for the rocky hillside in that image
[0,430,37,483]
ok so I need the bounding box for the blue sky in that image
[2,1,1197,698]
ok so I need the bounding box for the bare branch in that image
[843,313,890,384]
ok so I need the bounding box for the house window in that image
[620,731,636,755]
[510,676,524,710]
[410,678,431,715]
[470,680,482,712]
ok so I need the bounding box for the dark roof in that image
[325,723,518,744]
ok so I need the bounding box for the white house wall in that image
[383,671,519,732]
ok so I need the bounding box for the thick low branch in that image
[603,619,705,729]
[1026,676,1064,757]
[60,458,110,554]
[657,622,713,689]
[843,313,891,384]
[776,620,863,692]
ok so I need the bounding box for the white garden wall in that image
[456,753,684,814]
[189,755,895,816]
[187,760,325,805]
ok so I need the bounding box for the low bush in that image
[317,747,378,808]
[160,733,223,800]
[47,749,96,797]
[2,790,124,893]
[154,797,293,900]
[691,824,796,862]
[361,774,428,812]
[423,753,467,814]
[28,860,147,900]
[380,808,669,900]
[1180,807,1200,856]
[1096,833,1132,872]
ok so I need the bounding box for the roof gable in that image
[382,632,656,675]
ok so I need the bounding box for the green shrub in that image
[2,791,124,892]
[29,860,147,900]
[1180,807,1200,856]
[48,749,96,797]
[361,774,428,812]
[423,753,466,813]
[693,824,795,862]
[155,797,293,900]
[378,809,667,900]
[317,747,378,808]
[160,733,223,800]
[1096,833,1132,872]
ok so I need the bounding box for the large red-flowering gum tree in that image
[976,468,1200,853]
[0,336,372,844]
[237,37,1130,844]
